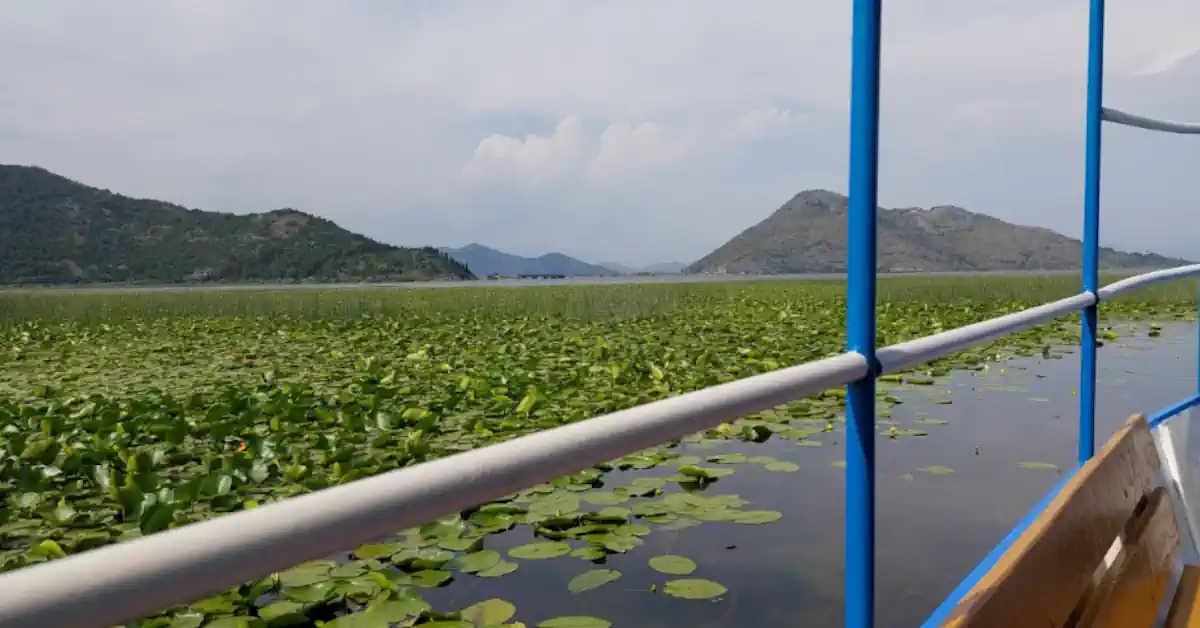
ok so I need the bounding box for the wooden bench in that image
[939,413,1200,627]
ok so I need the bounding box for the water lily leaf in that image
[461,598,516,625]
[570,545,608,561]
[477,560,520,578]
[581,492,627,506]
[914,418,949,425]
[731,509,782,525]
[258,600,306,623]
[508,541,571,559]
[659,517,700,531]
[530,493,581,516]
[764,461,799,472]
[567,569,622,593]
[537,617,612,628]
[664,578,727,600]
[438,535,484,552]
[449,549,501,573]
[1016,461,1058,470]
[919,465,955,475]
[706,453,748,464]
[277,561,334,587]
[410,569,452,587]
[648,554,696,575]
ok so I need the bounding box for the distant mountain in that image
[439,243,617,277]
[0,164,474,284]
[687,189,1189,274]
[600,261,688,275]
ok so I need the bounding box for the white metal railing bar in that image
[1102,107,1200,134]
[4,266,1200,627]
[876,292,1095,374]
[0,353,870,628]
[1097,263,1200,300]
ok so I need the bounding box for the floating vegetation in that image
[663,578,728,600]
[1016,461,1059,470]
[0,276,1189,625]
[919,466,955,475]
[568,569,622,593]
[649,555,697,575]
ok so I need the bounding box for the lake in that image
[389,321,1196,627]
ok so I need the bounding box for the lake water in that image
[1,269,1097,294]
[403,322,1198,627]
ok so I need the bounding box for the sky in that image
[2,1,1199,267]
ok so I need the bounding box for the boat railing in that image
[2,0,1200,626]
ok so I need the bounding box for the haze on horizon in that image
[2,1,1198,267]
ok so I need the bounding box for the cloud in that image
[463,116,589,186]
[2,0,1200,265]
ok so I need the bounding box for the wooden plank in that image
[941,414,1162,628]
[1075,486,1179,627]
[1166,566,1200,627]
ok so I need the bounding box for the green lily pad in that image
[731,509,782,525]
[706,453,748,464]
[581,492,627,506]
[509,541,571,559]
[663,578,728,600]
[449,549,501,573]
[919,465,955,475]
[461,598,516,625]
[763,461,799,472]
[568,568,622,593]
[648,554,696,575]
[477,560,520,578]
[1016,461,1058,470]
[410,569,453,587]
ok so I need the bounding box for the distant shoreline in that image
[0,267,1166,295]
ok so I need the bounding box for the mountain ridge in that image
[687,190,1189,274]
[439,243,617,277]
[0,164,474,284]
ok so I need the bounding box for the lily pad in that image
[1016,461,1058,470]
[461,598,516,625]
[477,560,520,578]
[919,465,955,475]
[731,510,782,525]
[568,568,622,593]
[411,569,453,587]
[449,549,501,573]
[663,578,728,600]
[509,541,572,560]
[648,554,696,575]
[763,461,799,472]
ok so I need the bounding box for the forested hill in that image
[0,164,474,284]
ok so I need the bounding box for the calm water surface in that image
[399,322,1198,627]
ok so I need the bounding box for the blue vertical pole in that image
[1079,0,1105,465]
[845,0,882,625]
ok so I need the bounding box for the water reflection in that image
[414,322,1198,627]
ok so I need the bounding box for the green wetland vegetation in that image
[0,275,1196,627]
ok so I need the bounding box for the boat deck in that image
[939,414,1200,627]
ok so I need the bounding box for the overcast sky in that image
[2,1,1198,266]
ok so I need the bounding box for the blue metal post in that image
[1079,0,1105,464]
[845,0,882,625]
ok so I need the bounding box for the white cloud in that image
[586,121,693,182]
[462,116,589,186]
[1,0,1200,265]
